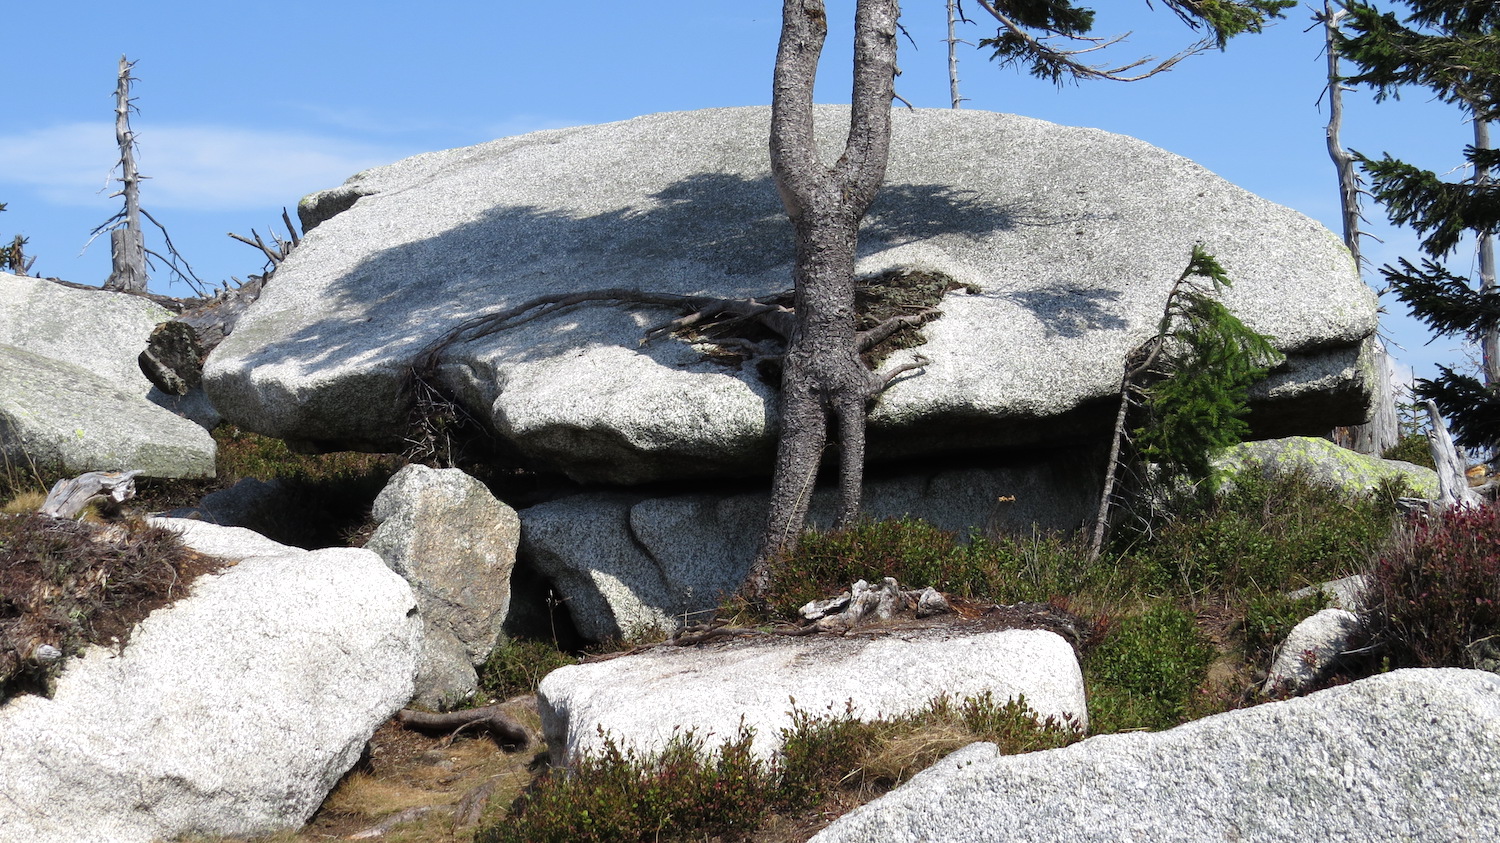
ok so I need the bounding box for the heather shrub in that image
[1085,603,1215,733]
[767,517,1099,616]
[768,517,957,615]
[1241,590,1330,669]
[1362,504,1500,668]
[479,694,1079,843]
[480,727,773,843]
[1122,467,1400,596]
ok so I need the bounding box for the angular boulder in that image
[809,669,1500,843]
[0,519,422,843]
[538,626,1085,765]
[520,455,1100,641]
[205,107,1375,485]
[367,464,520,707]
[0,273,215,479]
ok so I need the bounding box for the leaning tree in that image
[747,0,1294,597]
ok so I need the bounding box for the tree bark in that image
[1321,3,1398,456]
[1322,1,1362,271]
[750,0,900,596]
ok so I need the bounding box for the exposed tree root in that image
[396,705,532,750]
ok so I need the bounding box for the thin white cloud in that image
[0,122,406,211]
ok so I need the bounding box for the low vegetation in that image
[1361,503,1500,670]
[11,425,1500,842]
[479,693,1079,843]
[0,513,226,699]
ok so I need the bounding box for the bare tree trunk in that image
[947,0,965,108]
[1322,2,1361,270]
[1322,3,1397,455]
[1477,119,1498,387]
[105,56,147,293]
[749,0,900,597]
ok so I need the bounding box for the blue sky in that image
[2,1,1485,384]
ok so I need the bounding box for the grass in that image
[477,638,579,700]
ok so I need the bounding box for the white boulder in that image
[367,464,520,707]
[205,107,1375,484]
[0,274,215,479]
[0,519,421,842]
[538,627,1085,765]
[810,668,1500,842]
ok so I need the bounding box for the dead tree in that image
[947,0,972,108]
[1477,118,1498,386]
[104,56,146,293]
[1318,1,1397,455]
[91,56,206,296]
[1426,399,1482,510]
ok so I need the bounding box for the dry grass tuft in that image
[0,491,45,515]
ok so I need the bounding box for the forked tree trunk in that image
[749,0,900,596]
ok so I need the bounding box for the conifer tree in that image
[1338,1,1500,449]
[1090,246,1280,557]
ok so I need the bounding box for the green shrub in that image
[480,727,772,843]
[1382,432,1437,469]
[1085,603,1215,733]
[766,517,1101,616]
[1121,467,1399,596]
[768,518,957,615]
[1240,590,1330,669]
[950,531,1098,604]
[1362,504,1500,669]
[478,638,578,700]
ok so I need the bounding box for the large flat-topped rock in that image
[205,107,1375,484]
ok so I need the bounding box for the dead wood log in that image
[40,470,142,519]
[138,276,264,395]
[395,705,531,750]
[453,778,502,828]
